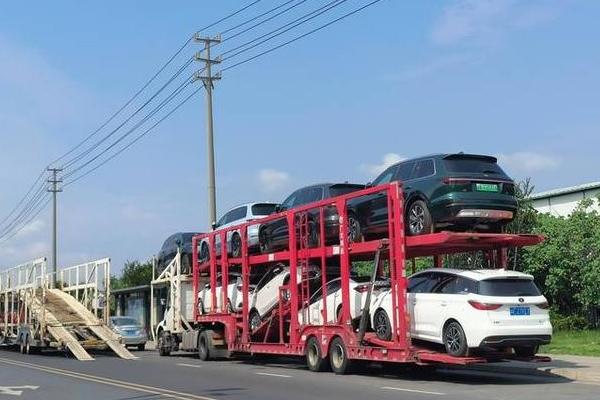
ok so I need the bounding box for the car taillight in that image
[468,300,502,310]
[354,285,370,293]
[443,177,472,185]
[536,302,550,309]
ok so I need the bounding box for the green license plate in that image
[475,183,499,192]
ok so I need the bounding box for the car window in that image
[327,278,342,293]
[329,184,364,197]
[372,166,396,186]
[280,191,298,211]
[443,156,507,175]
[111,317,139,326]
[408,272,434,293]
[413,159,435,179]
[251,203,277,216]
[226,206,247,223]
[256,269,275,291]
[216,213,228,227]
[478,278,541,296]
[395,162,415,181]
[297,187,323,206]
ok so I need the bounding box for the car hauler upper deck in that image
[157,182,548,373]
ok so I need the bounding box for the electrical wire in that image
[0,195,51,245]
[221,0,385,72]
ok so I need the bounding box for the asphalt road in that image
[0,348,599,400]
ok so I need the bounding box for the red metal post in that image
[241,227,250,343]
[209,233,217,313]
[319,206,328,324]
[287,211,299,343]
[192,235,199,320]
[220,231,229,313]
[337,198,351,324]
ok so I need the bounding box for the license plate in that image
[510,306,530,316]
[475,183,499,192]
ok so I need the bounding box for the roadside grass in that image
[541,330,600,357]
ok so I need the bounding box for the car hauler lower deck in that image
[157,182,549,373]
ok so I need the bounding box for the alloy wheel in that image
[409,204,425,234]
[445,325,462,354]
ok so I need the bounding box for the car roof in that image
[225,201,278,210]
[386,153,498,167]
[412,268,534,281]
[293,182,365,190]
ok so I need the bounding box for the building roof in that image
[529,181,600,200]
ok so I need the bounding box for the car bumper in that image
[431,195,517,223]
[466,322,553,348]
[479,334,552,347]
[118,334,148,345]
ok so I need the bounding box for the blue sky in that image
[0,0,598,272]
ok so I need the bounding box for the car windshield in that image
[112,317,139,326]
[444,157,506,175]
[478,278,541,296]
[181,233,196,242]
[329,184,364,197]
[251,203,277,216]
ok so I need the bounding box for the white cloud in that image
[431,0,561,46]
[360,153,406,176]
[496,152,560,173]
[15,219,46,238]
[258,169,290,193]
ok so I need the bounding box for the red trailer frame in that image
[191,182,546,368]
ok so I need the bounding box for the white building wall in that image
[532,188,600,217]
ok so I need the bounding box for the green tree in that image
[111,259,154,290]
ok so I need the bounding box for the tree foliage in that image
[111,259,154,290]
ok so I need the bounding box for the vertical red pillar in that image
[209,233,217,313]
[192,235,199,321]
[241,227,250,344]
[221,231,229,313]
[319,207,328,324]
[287,211,299,343]
[337,199,351,325]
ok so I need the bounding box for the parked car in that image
[197,273,243,314]
[199,202,278,261]
[347,153,517,238]
[258,183,365,253]
[157,232,200,275]
[370,268,552,357]
[109,316,148,351]
[248,264,320,330]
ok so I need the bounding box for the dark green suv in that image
[347,153,517,238]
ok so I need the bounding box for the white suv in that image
[370,269,552,357]
[199,202,277,261]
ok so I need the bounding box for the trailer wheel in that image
[249,310,261,332]
[306,336,329,372]
[374,309,392,341]
[259,227,272,253]
[329,337,353,375]
[158,331,171,356]
[198,330,214,361]
[407,200,433,236]
[443,321,468,357]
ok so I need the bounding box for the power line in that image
[197,1,263,33]
[0,195,51,246]
[0,169,46,228]
[222,0,385,72]
[64,86,202,188]
[220,0,347,58]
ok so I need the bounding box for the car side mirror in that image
[275,205,282,213]
[211,222,217,231]
[365,181,373,188]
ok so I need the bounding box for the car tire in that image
[137,343,146,351]
[200,242,210,262]
[259,228,272,254]
[407,200,433,236]
[347,212,363,243]
[514,345,539,358]
[198,330,212,361]
[373,309,392,341]
[226,299,235,314]
[181,254,191,274]
[307,219,319,248]
[249,310,261,332]
[443,321,469,357]
[197,299,204,315]
[158,330,171,357]
[231,233,242,257]
[329,337,353,375]
[306,336,329,372]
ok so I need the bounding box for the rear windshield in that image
[478,278,541,297]
[329,184,365,197]
[251,203,277,216]
[112,317,139,326]
[444,158,506,175]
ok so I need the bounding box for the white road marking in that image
[177,363,203,368]
[255,372,292,378]
[0,386,39,396]
[381,386,445,396]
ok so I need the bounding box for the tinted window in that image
[329,184,364,197]
[227,206,247,223]
[396,162,415,181]
[372,166,396,186]
[280,191,299,211]
[413,159,435,179]
[181,233,195,243]
[251,203,277,216]
[444,157,506,175]
[111,317,139,326]
[216,214,228,227]
[478,278,541,296]
[297,187,323,206]
[435,276,477,294]
[408,272,437,293]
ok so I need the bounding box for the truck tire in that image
[306,336,329,372]
[158,331,171,356]
[329,337,353,375]
[198,330,214,361]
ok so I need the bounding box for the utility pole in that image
[194,33,221,230]
[47,168,62,287]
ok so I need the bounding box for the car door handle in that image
[441,301,447,307]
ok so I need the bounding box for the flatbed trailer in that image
[158,182,548,373]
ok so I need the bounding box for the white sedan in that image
[197,274,242,314]
[370,268,552,357]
